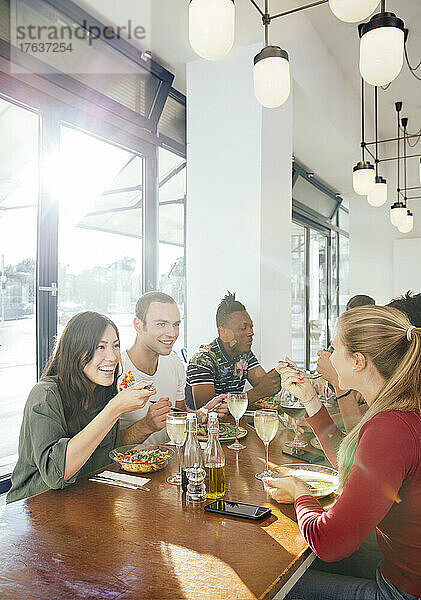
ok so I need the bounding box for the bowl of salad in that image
[109,444,175,473]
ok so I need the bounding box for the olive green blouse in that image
[7,376,120,504]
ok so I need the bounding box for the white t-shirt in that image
[119,350,186,446]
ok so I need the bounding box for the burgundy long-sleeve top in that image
[294,405,421,596]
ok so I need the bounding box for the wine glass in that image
[316,378,335,409]
[227,392,248,450]
[166,411,187,485]
[280,389,307,451]
[254,409,279,479]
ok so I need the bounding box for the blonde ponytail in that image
[336,306,421,489]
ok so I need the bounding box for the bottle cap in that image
[207,412,219,433]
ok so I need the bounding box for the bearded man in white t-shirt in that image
[119,291,227,447]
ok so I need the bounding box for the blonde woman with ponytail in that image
[267,306,421,600]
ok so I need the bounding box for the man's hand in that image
[249,369,281,401]
[142,397,172,434]
[204,394,229,419]
[316,350,339,389]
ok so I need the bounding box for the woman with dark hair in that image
[269,306,421,599]
[7,311,154,503]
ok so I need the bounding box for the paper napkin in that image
[98,470,151,486]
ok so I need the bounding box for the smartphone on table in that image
[204,500,271,520]
[282,448,324,463]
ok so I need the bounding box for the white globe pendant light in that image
[189,0,235,61]
[329,0,379,23]
[353,161,375,195]
[367,176,387,206]
[253,46,290,108]
[397,210,414,234]
[359,12,405,86]
[390,201,407,227]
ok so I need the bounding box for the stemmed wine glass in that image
[166,411,187,485]
[254,409,279,479]
[227,392,248,450]
[314,378,335,408]
[280,389,307,451]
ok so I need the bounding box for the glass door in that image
[291,223,306,369]
[57,125,144,351]
[0,98,39,476]
[309,230,328,369]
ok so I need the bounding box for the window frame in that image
[292,162,349,370]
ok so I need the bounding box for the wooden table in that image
[0,423,335,600]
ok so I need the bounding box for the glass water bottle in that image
[181,413,203,493]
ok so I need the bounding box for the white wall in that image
[186,44,292,368]
[393,238,421,297]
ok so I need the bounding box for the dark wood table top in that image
[0,422,335,600]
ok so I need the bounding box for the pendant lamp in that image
[359,12,405,86]
[329,0,379,24]
[253,46,290,108]
[367,176,387,206]
[189,0,235,61]
[397,210,414,233]
[353,161,375,195]
[390,202,407,227]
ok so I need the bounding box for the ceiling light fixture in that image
[189,0,330,108]
[367,86,387,206]
[398,209,414,234]
[353,78,375,195]
[390,201,408,227]
[189,0,235,61]
[368,176,387,206]
[189,0,417,111]
[357,97,420,233]
[329,0,379,24]
[253,3,290,108]
[358,1,405,87]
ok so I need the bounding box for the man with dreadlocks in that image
[186,292,281,409]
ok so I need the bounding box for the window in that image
[57,125,144,350]
[291,223,306,369]
[158,147,186,353]
[291,162,349,371]
[309,230,328,369]
[0,97,38,478]
[0,0,186,488]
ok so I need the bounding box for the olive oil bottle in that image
[203,413,225,499]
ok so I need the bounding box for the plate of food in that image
[109,444,174,473]
[273,464,339,499]
[254,396,285,410]
[197,422,247,442]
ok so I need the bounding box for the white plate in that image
[273,463,339,499]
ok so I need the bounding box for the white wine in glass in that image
[166,412,187,485]
[281,389,307,451]
[227,392,248,450]
[254,409,279,479]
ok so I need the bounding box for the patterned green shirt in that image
[186,337,260,395]
[7,376,120,504]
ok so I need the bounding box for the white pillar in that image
[186,44,292,369]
